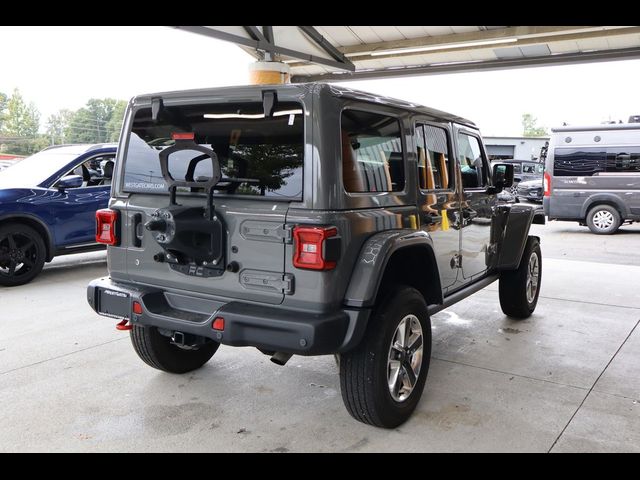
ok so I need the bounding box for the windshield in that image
[123,101,304,199]
[0,147,86,187]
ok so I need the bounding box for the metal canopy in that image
[171,26,640,82]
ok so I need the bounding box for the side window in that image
[416,124,451,190]
[457,133,488,188]
[61,154,115,188]
[553,148,606,176]
[606,147,640,173]
[522,164,536,174]
[341,110,404,193]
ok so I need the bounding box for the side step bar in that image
[427,274,499,316]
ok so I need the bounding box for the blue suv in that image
[0,144,116,286]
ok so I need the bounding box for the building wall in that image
[484,136,549,161]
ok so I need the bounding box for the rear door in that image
[414,121,460,291]
[118,93,306,305]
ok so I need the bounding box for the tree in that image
[65,98,126,144]
[105,100,127,142]
[522,113,548,137]
[1,88,41,155]
[0,91,8,132]
[46,109,73,145]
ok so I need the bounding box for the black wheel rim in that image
[0,232,39,279]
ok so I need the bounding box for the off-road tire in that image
[130,325,218,373]
[499,236,542,319]
[339,286,431,428]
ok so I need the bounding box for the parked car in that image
[0,144,116,286]
[516,178,544,203]
[544,123,640,234]
[492,159,544,193]
[87,84,543,428]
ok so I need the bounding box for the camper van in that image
[543,124,640,234]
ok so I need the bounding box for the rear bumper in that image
[87,277,369,355]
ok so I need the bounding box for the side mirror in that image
[492,163,514,192]
[57,174,83,190]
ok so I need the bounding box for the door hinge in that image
[279,224,293,244]
[450,254,462,269]
[240,270,295,295]
[239,221,293,244]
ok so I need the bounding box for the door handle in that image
[132,213,143,247]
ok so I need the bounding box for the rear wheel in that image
[0,223,46,287]
[339,286,431,428]
[586,204,621,235]
[499,237,542,319]
[130,325,219,374]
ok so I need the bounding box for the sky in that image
[1,25,639,137]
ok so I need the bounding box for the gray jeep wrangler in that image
[87,83,543,428]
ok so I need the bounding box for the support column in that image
[248,61,290,85]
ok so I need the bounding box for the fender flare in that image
[495,204,536,271]
[343,229,441,308]
[580,193,630,219]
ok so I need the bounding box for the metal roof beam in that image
[171,26,355,72]
[337,26,639,62]
[292,46,640,83]
[244,26,267,43]
[298,26,355,69]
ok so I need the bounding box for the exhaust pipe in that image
[270,352,293,366]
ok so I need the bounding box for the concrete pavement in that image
[1,219,638,452]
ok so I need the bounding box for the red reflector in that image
[95,209,118,245]
[132,301,143,315]
[212,317,225,331]
[293,226,337,271]
[172,132,195,140]
[543,171,551,197]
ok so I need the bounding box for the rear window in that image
[553,148,606,176]
[341,110,405,193]
[122,101,304,198]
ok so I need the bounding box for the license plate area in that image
[98,288,131,318]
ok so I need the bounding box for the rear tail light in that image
[543,171,551,197]
[293,226,339,271]
[96,209,119,245]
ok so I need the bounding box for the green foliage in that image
[106,101,127,142]
[0,91,8,131]
[65,98,127,144]
[0,89,127,155]
[522,113,548,137]
[45,109,73,145]
[1,88,42,155]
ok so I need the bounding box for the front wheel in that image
[339,286,431,428]
[499,236,542,319]
[0,223,47,287]
[130,325,219,374]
